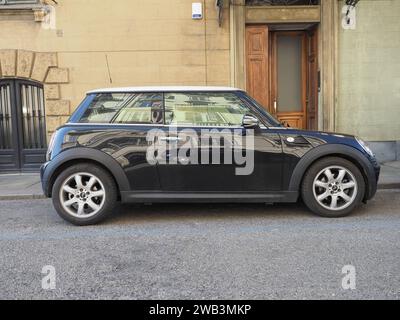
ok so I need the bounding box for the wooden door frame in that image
[306,27,319,131]
[230,0,338,132]
[270,31,308,129]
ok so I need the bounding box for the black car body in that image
[41,87,380,225]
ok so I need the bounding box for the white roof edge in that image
[86,86,243,94]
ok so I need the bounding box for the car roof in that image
[86,86,243,94]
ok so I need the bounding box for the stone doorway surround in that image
[230,0,338,132]
[0,49,69,141]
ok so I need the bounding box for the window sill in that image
[0,4,48,22]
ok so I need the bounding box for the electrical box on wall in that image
[192,2,202,20]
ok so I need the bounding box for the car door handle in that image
[159,137,182,142]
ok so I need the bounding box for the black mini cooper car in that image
[41,87,380,225]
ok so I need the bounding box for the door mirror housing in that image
[242,114,260,128]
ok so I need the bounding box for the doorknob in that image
[274,100,277,113]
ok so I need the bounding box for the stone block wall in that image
[0,49,70,139]
[0,0,231,113]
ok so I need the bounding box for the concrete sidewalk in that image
[378,161,400,189]
[0,162,399,200]
[0,173,44,200]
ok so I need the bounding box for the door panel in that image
[157,91,283,192]
[0,81,20,171]
[272,32,307,129]
[156,127,238,192]
[157,127,283,192]
[278,115,304,129]
[246,26,269,109]
[276,34,303,112]
[0,83,13,150]
[17,81,47,170]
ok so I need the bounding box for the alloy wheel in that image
[312,166,358,211]
[59,172,106,218]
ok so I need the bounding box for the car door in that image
[77,91,164,190]
[156,91,283,192]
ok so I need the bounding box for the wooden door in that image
[271,31,307,129]
[246,26,318,130]
[246,25,269,109]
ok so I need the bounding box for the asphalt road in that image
[0,190,399,300]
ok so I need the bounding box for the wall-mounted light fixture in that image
[342,0,360,30]
[216,0,223,27]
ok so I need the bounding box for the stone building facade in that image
[0,49,70,133]
[0,0,399,171]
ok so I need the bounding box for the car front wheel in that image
[52,163,117,225]
[301,157,365,218]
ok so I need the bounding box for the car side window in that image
[164,92,256,127]
[79,93,163,124]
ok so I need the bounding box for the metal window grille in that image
[0,0,40,5]
[245,0,320,5]
[20,83,47,149]
[0,84,13,149]
[0,81,47,151]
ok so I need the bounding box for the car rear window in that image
[79,93,163,124]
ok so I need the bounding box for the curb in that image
[378,183,400,190]
[0,194,47,201]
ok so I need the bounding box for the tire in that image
[52,163,117,225]
[301,157,365,218]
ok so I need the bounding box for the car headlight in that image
[355,136,374,157]
[46,131,56,161]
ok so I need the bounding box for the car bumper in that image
[365,156,380,201]
[40,161,51,197]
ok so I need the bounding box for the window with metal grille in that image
[20,83,47,149]
[246,0,320,5]
[0,80,47,151]
[0,84,13,150]
[0,0,40,5]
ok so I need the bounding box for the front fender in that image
[41,147,130,197]
[288,144,378,200]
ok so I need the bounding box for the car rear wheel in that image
[52,163,117,225]
[301,157,365,218]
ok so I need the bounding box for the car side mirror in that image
[242,114,260,129]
